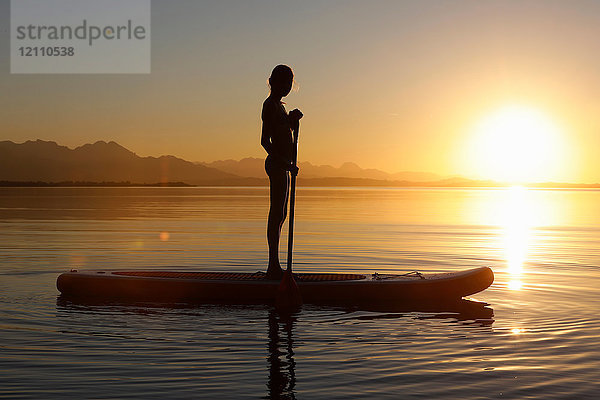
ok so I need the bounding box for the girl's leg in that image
[266,165,289,279]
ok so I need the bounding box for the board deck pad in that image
[113,271,367,282]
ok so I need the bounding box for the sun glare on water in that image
[470,185,561,292]
[501,186,534,290]
[467,104,564,183]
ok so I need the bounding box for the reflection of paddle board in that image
[57,267,493,303]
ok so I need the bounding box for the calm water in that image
[1,187,599,399]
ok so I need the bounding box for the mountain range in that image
[0,140,246,185]
[1,140,597,188]
[0,140,449,186]
[200,158,442,181]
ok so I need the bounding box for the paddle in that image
[275,124,302,311]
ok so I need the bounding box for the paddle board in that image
[56,267,494,304]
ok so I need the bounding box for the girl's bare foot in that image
[266,265,283,280]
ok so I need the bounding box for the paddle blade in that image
[275,268,302,312]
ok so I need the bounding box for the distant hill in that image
[0,140,446,186]
[5,139,586,188]
[0,140,250,185]
[201,158,443,181]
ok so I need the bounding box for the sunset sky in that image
[2,0,600,183]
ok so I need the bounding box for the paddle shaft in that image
[286,126,299,272]
[276,123,302,312]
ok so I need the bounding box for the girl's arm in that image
[288,108,303,144]
[261,103,291,168]
[261,126,290,168]
[260,124,273,155]
[261,113,279,159]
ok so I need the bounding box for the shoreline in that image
[2,180,600,189]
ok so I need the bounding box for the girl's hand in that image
[289,109,303,132]
[288,164,299,176]
[289,109,303,121]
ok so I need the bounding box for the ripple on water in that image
[1,188,600,399]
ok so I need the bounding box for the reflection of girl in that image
[266,309,297,398]
[261,65,303,279]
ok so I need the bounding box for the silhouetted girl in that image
[261,65,303,279]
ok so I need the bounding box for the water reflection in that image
[467,186,561,291]
[491,186,551,291]
[267,310,297,399]
[511,327,525,335]
[327,298,494,326]
[56,298,494,399]
[502,186,532,289]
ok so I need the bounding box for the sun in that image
[466,104,564,183]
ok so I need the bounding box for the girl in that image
[261,65,303,279]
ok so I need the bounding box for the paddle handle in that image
[286,126,298,272]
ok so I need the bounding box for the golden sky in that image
[2,0,600,183]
